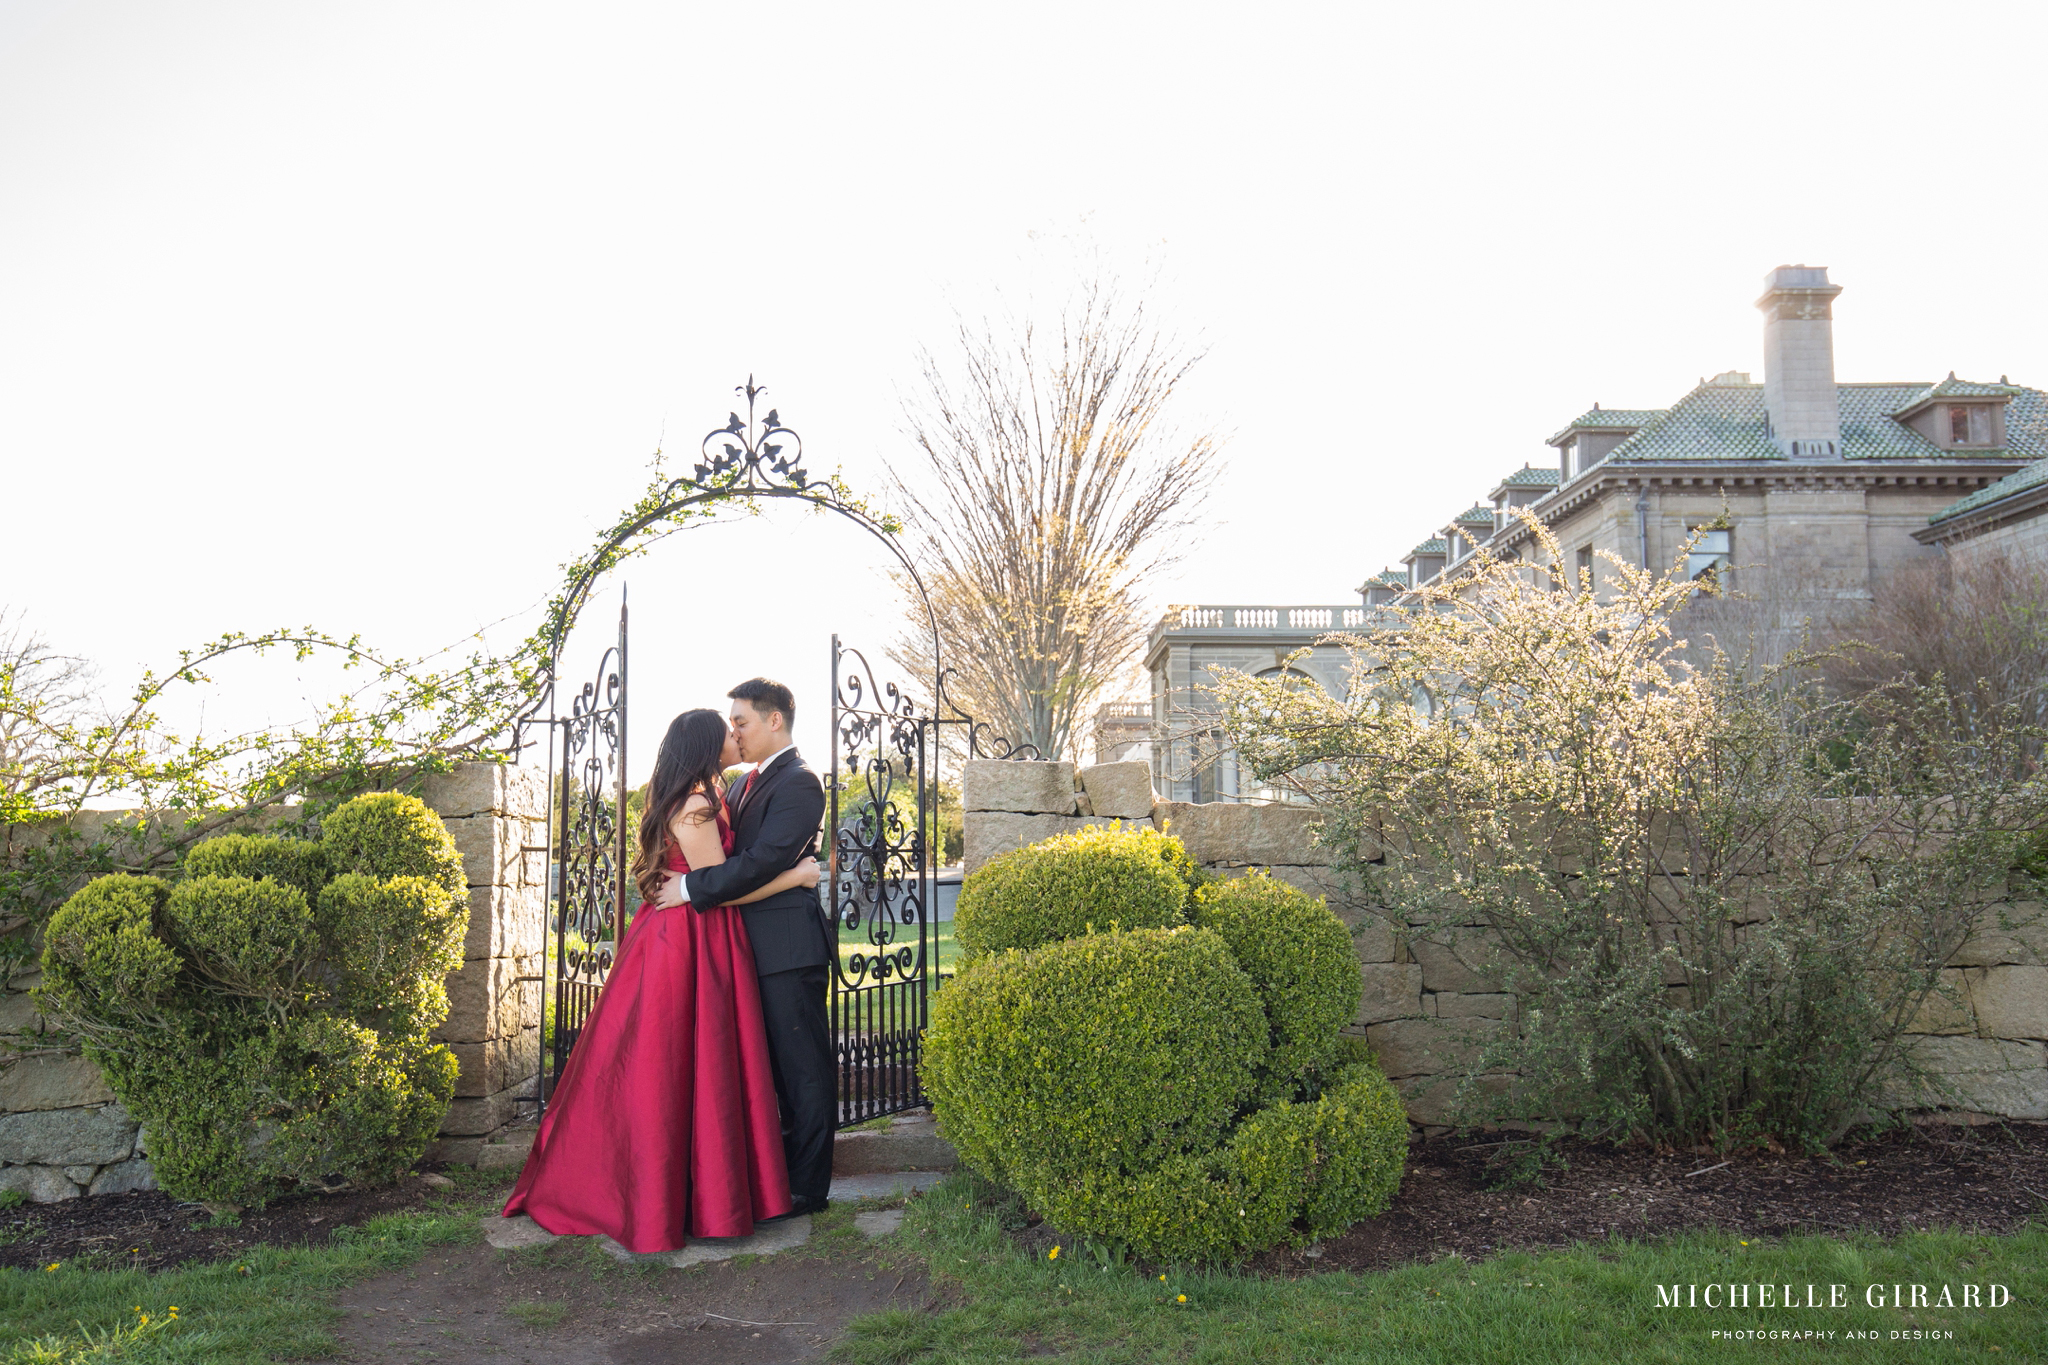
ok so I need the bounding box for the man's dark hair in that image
[729,677,795,728]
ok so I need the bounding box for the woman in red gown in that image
[504,708,813,1252]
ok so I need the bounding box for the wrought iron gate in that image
[827,636,938,1125]
[539,598,629,1108]
[825,635,1041,1126]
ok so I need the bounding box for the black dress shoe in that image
[760,1196,829,1223]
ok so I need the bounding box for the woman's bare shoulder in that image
[670,790,718,832]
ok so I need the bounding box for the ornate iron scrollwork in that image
[543,602,628,1107]
[935,667,1046,760]
[827,636,938,1126]
[831,643,929,992]
[686,378,832,498]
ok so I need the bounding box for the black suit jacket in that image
[684,748,831,977]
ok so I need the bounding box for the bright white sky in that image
[6,1,2047,783]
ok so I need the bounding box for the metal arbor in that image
[511,381,1034,1127]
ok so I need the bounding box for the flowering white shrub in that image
[1212,513,2048,1152]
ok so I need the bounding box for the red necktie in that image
[736,767,759,815]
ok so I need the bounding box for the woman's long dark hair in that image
[631,708,729,903]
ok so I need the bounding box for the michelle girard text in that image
[1656,1284,2012,1309]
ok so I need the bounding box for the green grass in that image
[0,1169,505,1364]
[8,1162,2042,1363]
[836,918,956,979]
[836,1174,2048,1364]
[503,1299,567,1328]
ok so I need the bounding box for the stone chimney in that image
[1756,264,1843,459]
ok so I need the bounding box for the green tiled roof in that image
[1601,380,2048,464]
[1546,408,1667,446]
[1404,538,1447,560]
[1496,464,1560,489]
[1358,569,1408,592]
[1930,456,2048,524]
[1890,375,2023,415]
[1452,504,1494,527]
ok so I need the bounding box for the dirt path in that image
[327,1213,932,1364]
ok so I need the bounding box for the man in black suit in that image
[657,678,834,1215]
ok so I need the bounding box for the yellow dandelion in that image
[44,1263,58,1272]
[1048,1245,1060,1260]
[1177,1294,1187,1303]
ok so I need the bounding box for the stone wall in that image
[418,762,548,1162]
[963,760,2048,1130]
[0,761,548,1199]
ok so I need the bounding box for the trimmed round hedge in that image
[37,791,468,1209]
[1190,871,1363,1101]
[922,926,1265,1188]
[953,822,1193,958]
[1032,1062,1411,1264]
[925,825,1406,1263]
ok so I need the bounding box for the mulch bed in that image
[1252,1120,2048,1275]
[0,1170,458,1272]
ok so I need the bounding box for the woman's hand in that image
[791,857,823,889]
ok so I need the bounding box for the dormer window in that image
[1949,405,1993,447]
[1889,381,2009,452]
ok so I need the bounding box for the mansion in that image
[1121,265,2048,802]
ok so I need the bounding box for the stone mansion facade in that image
[1129,265,2048,802]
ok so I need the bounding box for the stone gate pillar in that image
[421,762,548,1160]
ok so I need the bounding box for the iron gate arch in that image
[512,381,1036,1127]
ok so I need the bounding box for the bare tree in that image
[886,276,1219,759]
[1821,549,2048,760]
[0,607,100,806]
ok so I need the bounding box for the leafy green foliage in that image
[1212,510,2048,1152]
[320,794,466,896]
[33,792,468,1208]
[316,874,464,1036]
[164,876,318,1014]
[924,927,1264,1188]
[1035,1061,1409,1264]
[183,834,328,899]
[927,828,1407,1263]
[36,876,180,1033]
[953,822,1191,958]
[1190,871,1361,1101]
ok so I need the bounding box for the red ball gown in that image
[503,805,792,1252]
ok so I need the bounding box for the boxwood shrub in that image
[1031,1060,1410,1263]
[37,792,468,1209]
[1190,871,1362,1101]
[921,926,1264,1187]
[953,822,1192,958]
[926,824,1407,1263]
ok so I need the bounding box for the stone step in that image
[446,1111,958,1176]
[476,1171,942,1267]
[832,1111,958,1175]
[475,1124,536,1171]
